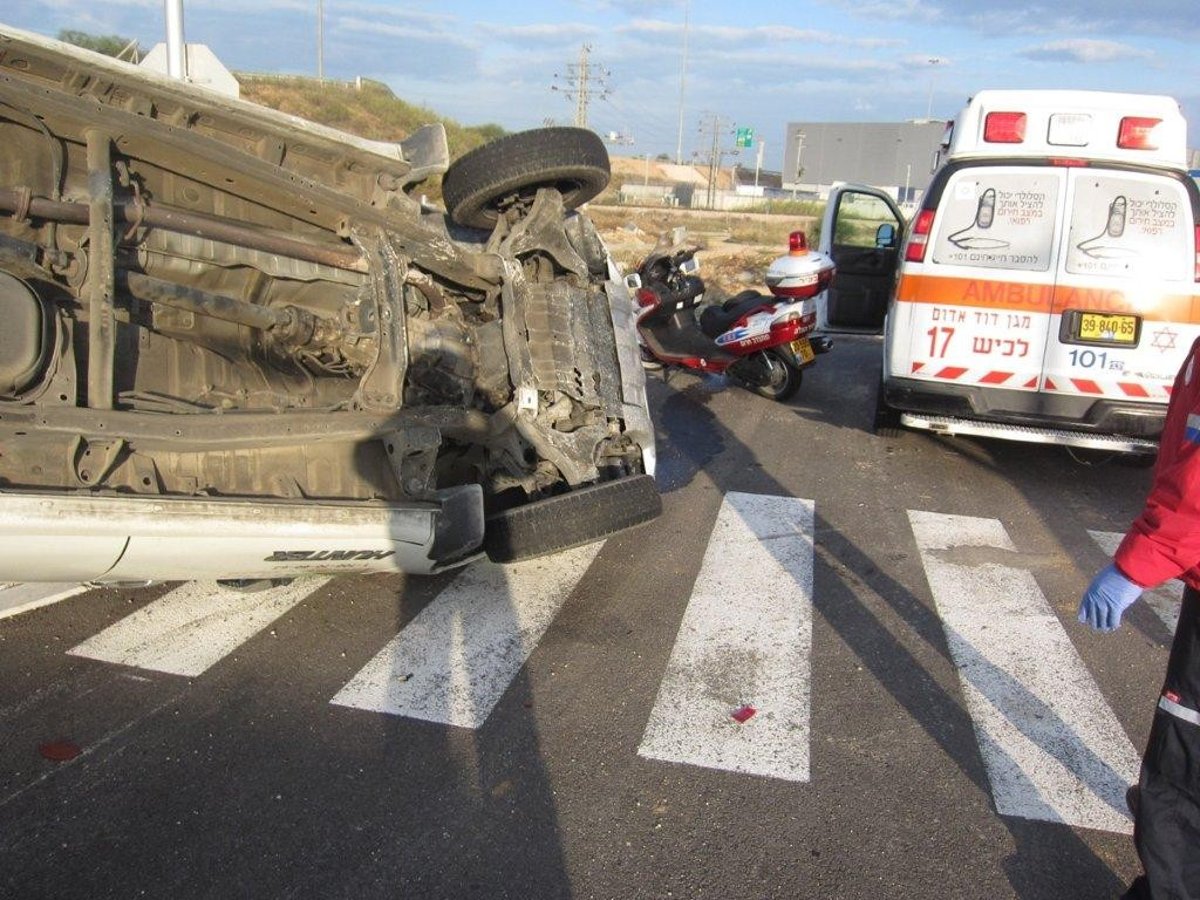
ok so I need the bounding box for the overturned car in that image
[0,27,659,583]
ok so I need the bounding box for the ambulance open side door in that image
[816,184,905,333]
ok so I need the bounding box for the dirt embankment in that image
[587,204,817,299]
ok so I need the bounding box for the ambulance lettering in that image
[1053,287,1132,314]
[931,307,966,323]
[972,337,1031,358]
[962,280,1053,309]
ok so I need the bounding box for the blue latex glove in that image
[1078,563,1143,632]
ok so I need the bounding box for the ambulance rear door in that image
[1040,166,1198,409]
[900,164,1068,396]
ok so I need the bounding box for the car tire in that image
[443,127,610,230]
[483,474,661,563]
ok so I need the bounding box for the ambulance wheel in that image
[873,379,902,437]
[749,349,802,402]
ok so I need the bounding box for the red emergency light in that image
[984,112,1027,144]
[788,231,809,254]
[1117,116,1162,150]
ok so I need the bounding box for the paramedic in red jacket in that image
[1079,336,1200,900]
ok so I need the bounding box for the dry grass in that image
[589,204,817,298]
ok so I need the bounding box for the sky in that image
[5,0,1200,170]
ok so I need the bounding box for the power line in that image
[551,43,610,129]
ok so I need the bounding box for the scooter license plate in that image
[789,337,815,364]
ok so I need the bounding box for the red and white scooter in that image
[626,231,835,401]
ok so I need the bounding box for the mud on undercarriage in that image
[0,26,659,582]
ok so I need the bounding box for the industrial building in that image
[782,120,948,209]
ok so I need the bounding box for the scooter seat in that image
[699,290,771,339]
[641,319,739,365]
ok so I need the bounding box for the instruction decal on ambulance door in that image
[1066,175,1192,280]
[933,172,1061,271]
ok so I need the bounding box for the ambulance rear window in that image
[1064,173,1192,280]
[931,170,1061,272]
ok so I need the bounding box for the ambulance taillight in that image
[984,112,1027,143]
[1117,116,1163,151]
[905,209,936,263]
[1194,225,1200,283]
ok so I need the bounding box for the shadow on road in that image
[650,357,1133,899]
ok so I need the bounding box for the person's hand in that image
[1078,563,1143,632]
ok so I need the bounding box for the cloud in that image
[616,18,902,48]
[571,0,684,12]
[825,0,1200,38]
[1018,39,1154,63]
[327,16,481,82]
[475,22,601,44]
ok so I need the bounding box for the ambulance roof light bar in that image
[984,112,1026,143]
[945,91,1188,170]
[1118,116,1162,150]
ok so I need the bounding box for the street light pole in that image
[675,0,690,165]
[926,57,943,121]
[791,130,805,200]
[317,0,324,83]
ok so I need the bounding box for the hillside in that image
[237,74,507,188]
[235,76,807,295]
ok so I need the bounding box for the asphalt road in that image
[0,335,1168,900]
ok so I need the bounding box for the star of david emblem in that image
[1151,327,1178,353]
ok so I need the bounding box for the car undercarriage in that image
[0,26,659,582]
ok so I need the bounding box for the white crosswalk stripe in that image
[638,492,814,782]
[909,510,1141,834]
[1087,530,1182,633]
[6,498,1162,837]
[68,578,331,677]
[330,542,604,728]
[0,582,89,621]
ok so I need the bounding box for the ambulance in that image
[841,90,1200,453]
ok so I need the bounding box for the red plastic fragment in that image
[38,740,83,761]
[731,705,757,724]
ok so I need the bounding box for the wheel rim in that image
[763,354,788,392]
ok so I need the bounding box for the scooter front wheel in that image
[746,349,802,401]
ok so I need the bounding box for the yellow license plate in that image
[1078,312,1138,344]
[790,337,815,364]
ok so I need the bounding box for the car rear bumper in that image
[0,485,484,583]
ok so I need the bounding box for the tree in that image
[57,30,141,60]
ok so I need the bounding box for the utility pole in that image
[552,44,610,129]
[698,113,732,210]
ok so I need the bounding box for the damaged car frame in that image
[0,27,659,583]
